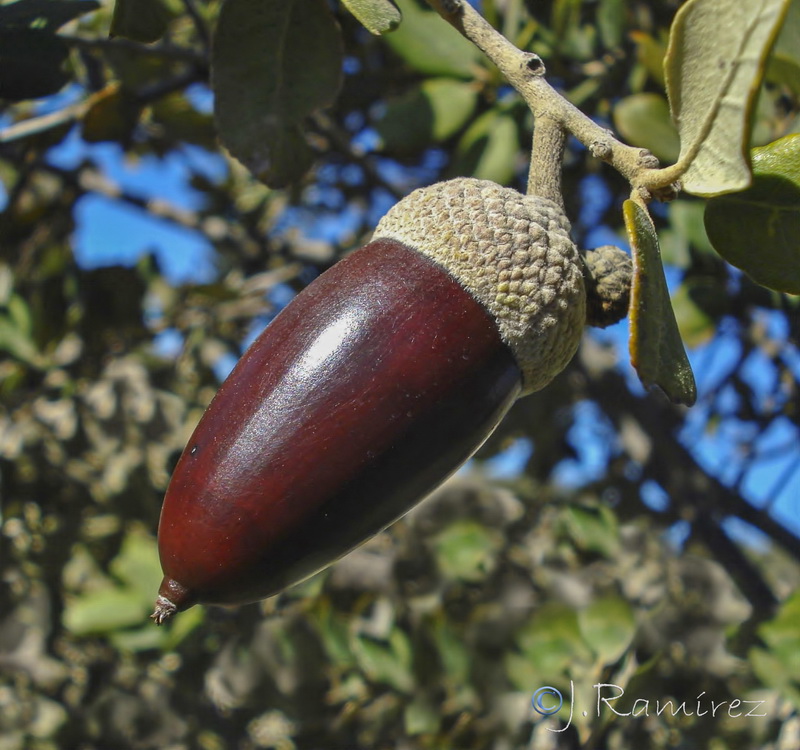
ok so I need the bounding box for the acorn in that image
[152,178,609,624]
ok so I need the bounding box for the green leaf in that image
[341,0,401,35]
[212,0,343,187]
[0,0,99,31]
[161,604,205,650]
[766,0,800,96]
[110,624,166,652]
[110,0,171,43]
[551,0,581,44]
[624,199,697,406]
[63,587,149,636]
[766,53,800,98]
[384,0,480,78]
[0,28,69,101]
[0,294,41,365]
[613,93,680,165]
[7,293,33,338]
[596,0,624,49]
[672,281,717,347]
[404,695,441,735]
[704,134,800,293]
[664,0,792,197]
[562,504,620,557]
[515,603,593,680]
[578,595,636,666]
[749,647,800,709]
[0,317,40,364]
[352,629,414,693]
[430,618,470,684]
[757,590,800,676]
[668,199,717,258]
[109,528,162,605]
[449,107,520,185]
[376,78,477,154]
[311,600,357,666]
[432,519,502,582]
[629,30,668,87]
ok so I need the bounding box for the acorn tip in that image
[151,595,178,625]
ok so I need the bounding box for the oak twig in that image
[59,33,207,66]
[528,116,565,210]
[425,0,678,199]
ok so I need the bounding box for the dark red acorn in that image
[152,178,588,623]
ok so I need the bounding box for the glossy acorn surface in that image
[153,237,522,620]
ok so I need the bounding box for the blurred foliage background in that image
[1,0,799,748]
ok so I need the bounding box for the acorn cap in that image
[581,245,633,328]
[374,178,586,394]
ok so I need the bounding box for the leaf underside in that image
[664,0,791,197]
[625,200,697,406]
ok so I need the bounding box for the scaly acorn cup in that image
[152,178,590,624]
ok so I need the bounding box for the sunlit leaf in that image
[212,0,343,187]
[629,30,668,87]
[352,629,414,693]
[312,600,357,666]
[668,199,717,257]
[376,78,477,154]
[597,0,624,49]
[110,0,171,43]
[759,590,800,666]
[672,281,718,347]
[563,504,619,557]
[63,587,148,636]
[432,519,502,582]
[766,0,800,96]
[404,695,441,735]
[625,199,697,406]
[110,624,166,651]
[341,0,401,35]
[109,528,162,604]
[551,0,581,45]
[578,595,636,665]
[384,0,480,79]
[613,93,680,164]
[430,618,470,684]
[749,647,800,709]
[515,603,593,680]
[449,108,520,185]
[704,134,800,293]
[664,0,791,196]
[0,315,41,364]
[161,604,205,650]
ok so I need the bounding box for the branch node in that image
[440,0,463,15]
[523,53,545,76]
[589,138,613,160]
[637,149,660,169]
[652,182,681,203]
